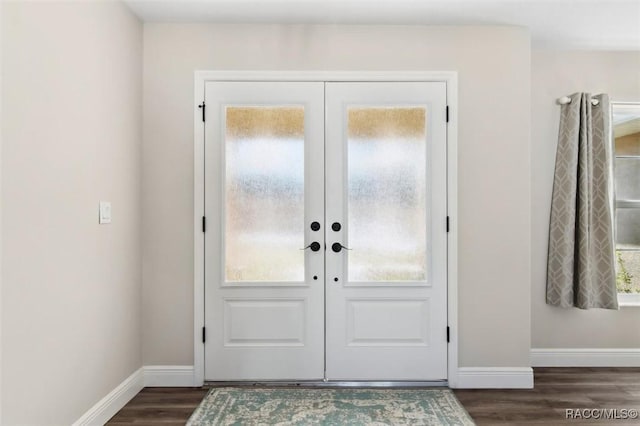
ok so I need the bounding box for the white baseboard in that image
[74,363,538,424]
[456,367,534,389]
[72,368,144,426]
[143,365,196,387]
[73,366,196,425]
[531,348,640,367]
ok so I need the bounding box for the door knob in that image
[310,221,321,231]
[331,222,341,231]
[331,242,351,253]
[301,242,321,252]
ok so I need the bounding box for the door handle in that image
[331,242,351,253]
[301,242,321,252]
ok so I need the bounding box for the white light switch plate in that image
[99,201,111,224]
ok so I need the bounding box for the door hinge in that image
[202,326,206,343]
[202,216,206,233]
[446,216,450,233]
[447,326,450,343]
[446,106,449,123]
[198,102,206,122]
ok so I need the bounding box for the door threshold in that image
[205,380,448,388]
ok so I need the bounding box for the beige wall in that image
[143,24,532,368]
[532,50,640,348]
[2,2,142,424]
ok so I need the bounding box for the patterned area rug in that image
[187,387,475,425]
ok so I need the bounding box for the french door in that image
[204,80,448,381]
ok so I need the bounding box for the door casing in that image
[193,71,459,387]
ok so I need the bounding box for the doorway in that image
[196,73,455,383]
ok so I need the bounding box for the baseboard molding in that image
[531,348,640,367]
[72,368,144,426]
[73,363,538,423]
[456,367,533,389]
[73,366,196,425]
[143,365,196,387]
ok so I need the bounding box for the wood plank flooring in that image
[455,367,640,425]
[107,368,640,425]
[107,387,208,426]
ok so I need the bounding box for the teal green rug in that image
[187,387,475,425]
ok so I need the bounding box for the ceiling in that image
[124,0,640,50]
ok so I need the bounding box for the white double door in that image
[204,80,447,381]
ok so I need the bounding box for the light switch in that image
[99,201,111,224]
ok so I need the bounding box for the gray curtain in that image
[547,93,619,309]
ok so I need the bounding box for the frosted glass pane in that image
[615,158,640,200]
[347,107,427,282]
[225,107,305,282]
[617,208,640,250]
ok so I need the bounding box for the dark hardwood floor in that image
[107,368,640,425]
[455,368,640,425]
[107,387,208,426]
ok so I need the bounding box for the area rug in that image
[186,387,475,425]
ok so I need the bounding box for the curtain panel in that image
[547,93,619,309]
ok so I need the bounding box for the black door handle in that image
[301,242,321,252]
[331,242,351,253]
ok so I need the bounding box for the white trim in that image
[194,70,459,83]
[531,348,640,367]
[143,365,196,387]
[445,74,459,389]
[0,1,4,421]
[193,69,206,388]
[618,293,640,307]
[72,368,144,426]
[194,70,459,386]
[456,367,534,389]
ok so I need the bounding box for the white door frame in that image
[193,71,459,388]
